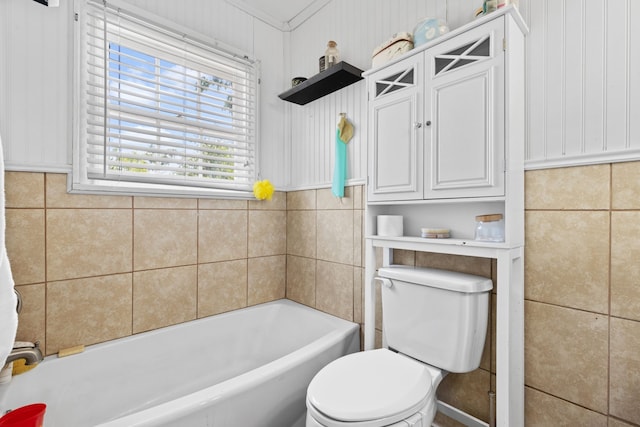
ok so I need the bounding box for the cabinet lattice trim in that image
[435,35,491,76]
[375,68,415,98]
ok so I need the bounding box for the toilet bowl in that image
[305,349,443,427]
[305,266,493,427]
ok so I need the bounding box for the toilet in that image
[306,265,493,427]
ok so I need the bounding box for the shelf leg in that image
[495,247,525,426]
[364,240,377,351]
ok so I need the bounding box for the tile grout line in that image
[43,173,48,354]
[196,199,200,320]
[607,163,612,417]
[284,194,289,301]
[246,202,249,308]
[314,189,318,309]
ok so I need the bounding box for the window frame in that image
[72,0,261,199]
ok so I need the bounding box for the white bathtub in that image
[0,299,359,427]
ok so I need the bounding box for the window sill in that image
[69,178,256,200]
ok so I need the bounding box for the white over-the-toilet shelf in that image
[363,6,527,427]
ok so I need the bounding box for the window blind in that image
[77,0,258,193]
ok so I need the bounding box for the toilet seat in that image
[306,349,437,427]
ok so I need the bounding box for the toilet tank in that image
[377,266,492,373]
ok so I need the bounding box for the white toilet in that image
[305,265,493,427]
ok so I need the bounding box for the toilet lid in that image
[307,349,434,423]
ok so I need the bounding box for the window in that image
[73,0,259,197]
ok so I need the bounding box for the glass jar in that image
[483,0,498,14]
[324,41,339,69]
[474,214,505,242]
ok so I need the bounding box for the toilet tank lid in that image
[378,266,493,293]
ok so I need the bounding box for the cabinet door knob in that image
[414,122,422,129]
[425,120,432,126]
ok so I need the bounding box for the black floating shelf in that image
[278,62,364,105]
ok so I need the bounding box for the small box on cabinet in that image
[371,32,414,68]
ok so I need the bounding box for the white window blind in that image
[75,0,259,195]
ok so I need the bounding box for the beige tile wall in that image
[7,164,640,427]
[6,172,287,356]
[285,186,364,325]
[524,163,640,427]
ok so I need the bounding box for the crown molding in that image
[225,0,330,31]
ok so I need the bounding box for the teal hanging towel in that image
[332,113,353,198]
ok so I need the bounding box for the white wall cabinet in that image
[368,55,424,201]
[364,7,527,427]
[426,19,505,200]
[368,16,505,203]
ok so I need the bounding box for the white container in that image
[377,215,403,237]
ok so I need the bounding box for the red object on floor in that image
[0,403,46,427]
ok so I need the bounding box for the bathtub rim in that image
[33,299,354,365]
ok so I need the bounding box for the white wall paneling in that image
[3,0,640,185]
[525,0,640,168]
[0,0,71,171]
[254,20,288,186]
[123,0,256,56]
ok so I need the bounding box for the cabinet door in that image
[368,56,424,202]
[424,17,505,199]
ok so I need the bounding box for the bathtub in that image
[0,299,360,427]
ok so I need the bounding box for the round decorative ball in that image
[413,18,450,47]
